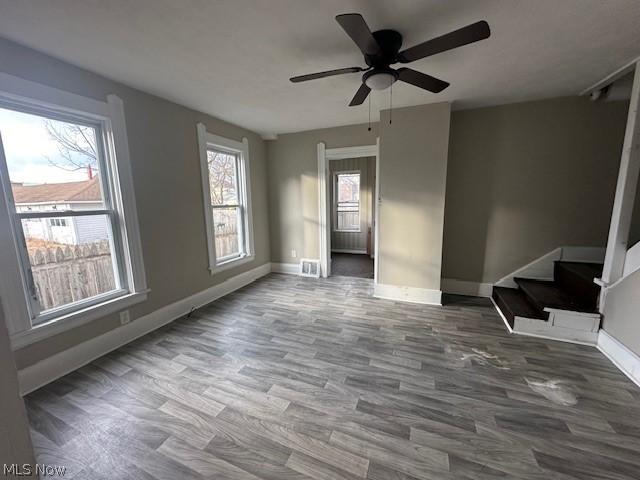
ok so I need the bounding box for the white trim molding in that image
[495,246,605,288]
[441,278,492,297]
[0,73,148,347]
[196,124,255,274]
[270,262,299,275]
[601,62,640,290]
[373,283,442,306]
[318,142,379,281]
[317,142,329,277]
[597,329,640,388]
[17,262,271,395]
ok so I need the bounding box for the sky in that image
[0,107,94,184]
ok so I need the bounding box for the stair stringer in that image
[495,246,605,289]
[510,307,600,345]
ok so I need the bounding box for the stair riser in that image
[554,263,600,311]
[512,281,550,319]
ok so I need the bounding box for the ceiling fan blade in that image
[397,68,450,93]
[336,13,380,56]
[349,83,371,106]
[398,20,490,63]
[290,67,365,83]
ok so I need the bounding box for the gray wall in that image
[0,299,35,468]
[443,97,628,284]
[330,157,375,253]
[0,38,271,369]
[266,123,379,264]
[377,103,451,291]
[602,268,640,356]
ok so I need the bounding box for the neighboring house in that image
[11,177,107,245]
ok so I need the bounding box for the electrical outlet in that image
[291,249,297,258]
[119,310,130,325]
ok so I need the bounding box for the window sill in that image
[209,254,254,274]
[10,290,149,350]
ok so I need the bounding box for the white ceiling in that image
[0,0,638,137]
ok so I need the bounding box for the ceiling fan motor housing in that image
[366,30,403,67]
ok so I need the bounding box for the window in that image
[0,73,147,347]
[334,172,361,232]
[49,218,68,227]
[197,124,254,272]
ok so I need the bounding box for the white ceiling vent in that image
[299,259,320,278]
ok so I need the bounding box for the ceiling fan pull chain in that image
[368,94,372,131]
[389,83,393,125]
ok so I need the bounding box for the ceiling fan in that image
[290,13,490,106]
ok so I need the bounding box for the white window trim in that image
[333,170,362,233]
[196,123,254,274]
[0,73,148,350]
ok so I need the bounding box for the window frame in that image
[0,73,148,349]
[196,123,254,274]
[333,170,362,233]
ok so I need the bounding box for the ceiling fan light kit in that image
[290,13,491,108]
[364,69,397,90]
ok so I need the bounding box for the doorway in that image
[317,142,379,281]
[330,163,374,278]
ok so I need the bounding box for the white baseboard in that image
[17,262,271,395]
[373,283,442,306]
[331,249,367,254]
[442,278,493,297]
[597,329,640,388]
[270,262,299,275]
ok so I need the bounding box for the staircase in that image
[492,261,603,344]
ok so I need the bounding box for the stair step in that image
[514,277,597,314]
[554,261,602,311]
[492,286,545,328]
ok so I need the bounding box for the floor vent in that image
[299,259,320,278]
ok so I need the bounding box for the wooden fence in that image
[29,240,116,311]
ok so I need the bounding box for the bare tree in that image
[43,119,98,173]
[208,151,237,205]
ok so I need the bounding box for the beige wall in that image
[443,97,628,283]
[602,268,640,356]
[267,102,451,293]
[330,157,375,253]
[0,38,271,369]
[377,103,451,291]
[0,299,35,468]
[266,123,379,264]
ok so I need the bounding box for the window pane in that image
[212,206,241,261]
[338,211,360,230]
[21,214,119,317]
[0,107,106,210]
[337,174,360,203]
[207,149,238,205]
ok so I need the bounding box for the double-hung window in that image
[334,172,361,232]
[197,124,254,272]
[0,73,147,348]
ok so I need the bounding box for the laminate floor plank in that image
[24,274,640,479]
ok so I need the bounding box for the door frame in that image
[317,140,379,281]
